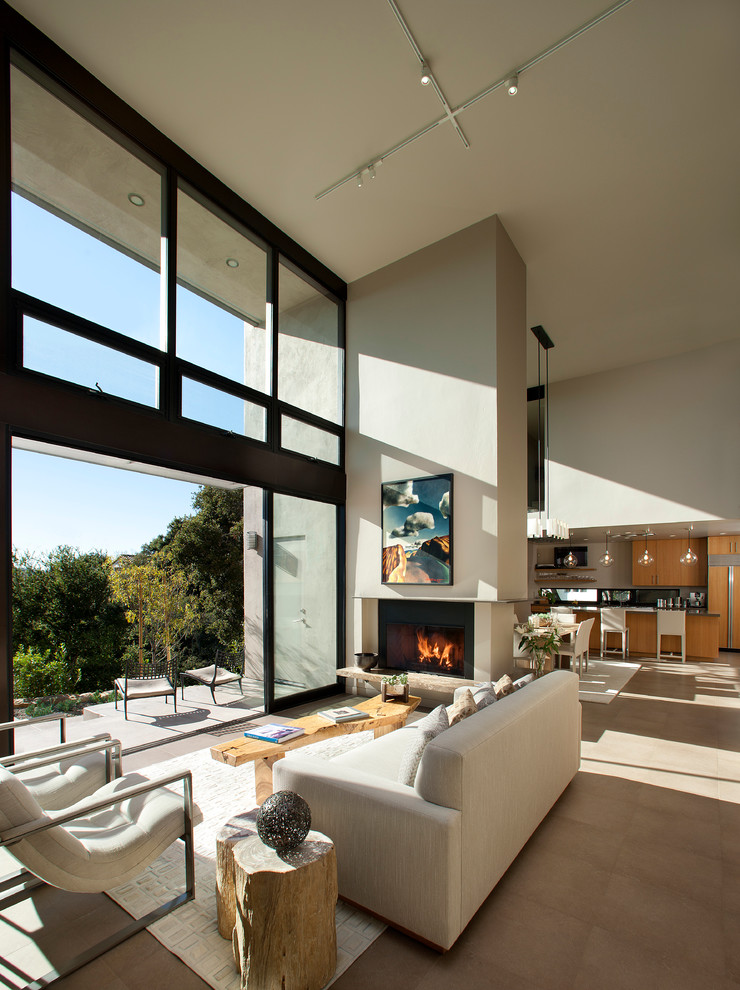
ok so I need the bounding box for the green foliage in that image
[108,553,201,663]
[12,547,128,691]
[13,647,77,698]
[381,672,408,685]
[140,487,245,662]
[24,701,55,718]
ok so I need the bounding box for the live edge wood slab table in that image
[210,694,421,804]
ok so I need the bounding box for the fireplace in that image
[378,600,475,679]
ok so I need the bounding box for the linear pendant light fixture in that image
[527,325,568,541]
[316,0,637,200]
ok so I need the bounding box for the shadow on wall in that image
[546,340,740,522]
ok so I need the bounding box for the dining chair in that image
[558,617,595,676]
[657,609,686,662]
[600,608,629,658]
[0,764,196,989]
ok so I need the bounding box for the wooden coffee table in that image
[210,694,421,804]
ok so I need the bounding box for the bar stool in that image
[600,608,629,658]
[657,609,686,662]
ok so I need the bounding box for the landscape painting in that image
[382,474,452,585]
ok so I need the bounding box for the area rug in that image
[578,659,641,704]
[108,733,385,990]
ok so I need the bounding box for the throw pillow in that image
[410,704,449,735]
[446,688,477,726]
[397,705,449,786]
[512,672,535,691]
[494,674,514,698]
[453,682,497,708]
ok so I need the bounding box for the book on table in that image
[318,706,371,723]
[243,723,305,742]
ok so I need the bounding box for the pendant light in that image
[637,531,654,567]
[563,532,578,568]
[599,530,615,567]
[680,525,698,566]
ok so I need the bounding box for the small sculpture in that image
[256,790,311,851]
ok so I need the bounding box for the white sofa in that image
[274,669,581,950]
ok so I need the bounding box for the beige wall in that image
[345,214,527,663]
[546,339,740,528]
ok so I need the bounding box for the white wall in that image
[547,339,740,528]
[345,215,527,662]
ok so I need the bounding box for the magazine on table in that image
[243,723,305,742]
[318,706,370,723]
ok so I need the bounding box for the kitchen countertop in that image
[564,606,719,617]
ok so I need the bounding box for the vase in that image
[381,682,409,703]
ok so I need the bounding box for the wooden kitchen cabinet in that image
[633,537,707,586]
[708,536,740,554]
[632,540,658,585]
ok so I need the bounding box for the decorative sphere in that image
[256,791,311,851]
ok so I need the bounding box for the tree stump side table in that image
[231,832,337,990]
[215,811,259,939]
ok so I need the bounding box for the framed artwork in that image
[381,474,453,585]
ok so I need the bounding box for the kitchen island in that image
[571,608,720,659]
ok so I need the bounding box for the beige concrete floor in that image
[2,654,738,989]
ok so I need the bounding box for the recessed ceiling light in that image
[127,193,145,207]
[225,258,239,268]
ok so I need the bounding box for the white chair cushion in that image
[14,751,109,811]
[0,767,188,893]
[115,676,174,699]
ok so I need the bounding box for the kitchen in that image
[526,529,739,660]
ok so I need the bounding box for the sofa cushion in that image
[512,673,535,691]
[328,725,418,782]
[446,689,477,726]
[397,706,449,787]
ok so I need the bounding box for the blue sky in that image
[10,192,249,555]
[12,449,200,558]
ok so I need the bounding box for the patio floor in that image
[11,682,266,763]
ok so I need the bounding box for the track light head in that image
[505,73,519,95]
[356,171,363,188]
[368,165,376,180]
[420,62,432,86]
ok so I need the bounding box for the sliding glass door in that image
[271,494,340,706]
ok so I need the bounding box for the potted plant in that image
[380,672,409,702]
[515,615,563,677]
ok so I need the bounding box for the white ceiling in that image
[7,0,740,388]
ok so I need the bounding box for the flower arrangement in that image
[515,615,563,676]
[380,671,409,701]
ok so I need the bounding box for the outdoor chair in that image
[179,649,244,704]
[114,658,177,720]
[0,717,122,809]
[0,763,196,990]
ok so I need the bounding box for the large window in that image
[1,32,345,730]
[11,63,164,348]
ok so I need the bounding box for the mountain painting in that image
[382,474,453,585]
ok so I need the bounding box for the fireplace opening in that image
[387,622,465,676]
[378,600,474,679]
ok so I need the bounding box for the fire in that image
[416,629,455,669]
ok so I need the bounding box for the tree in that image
[140,487,245,660]
[108,553,201,667]
[12,546,128,691]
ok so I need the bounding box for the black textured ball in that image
[256,790,311,851]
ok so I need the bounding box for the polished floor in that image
[3,654,739,990]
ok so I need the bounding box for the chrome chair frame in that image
[0,768,195,990]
